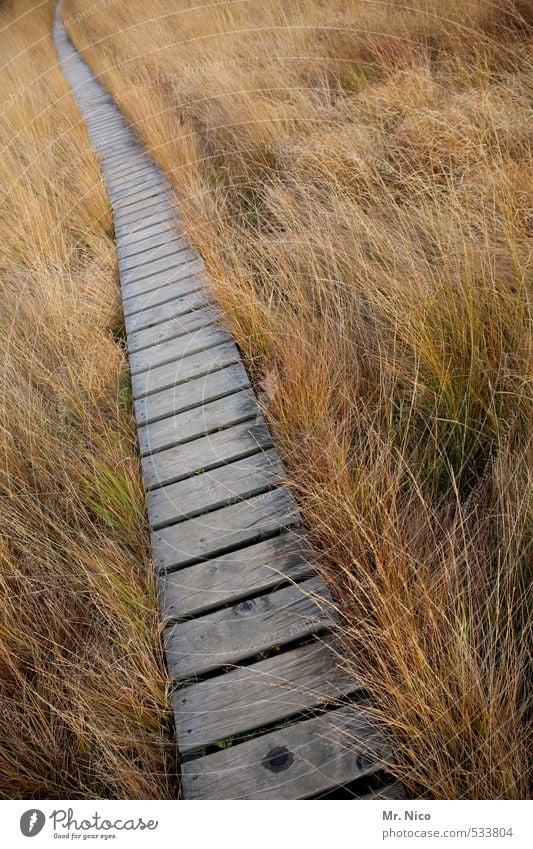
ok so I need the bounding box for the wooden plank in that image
[135,372,252,438]
[89,128,129,147]
[157,531,315,618]
[104,151,156,172]
[100,142,145,163]
[93,140,133,158]
[127,305,219,353]
[181,704,390,800]
[124,289,209,334]
[147,448,282,529]
[153,488,300,572]
[115,208,178,238]
[118,230,184,262]
[138,389,258,455]
[104,150,156,175]
[81,103,118,119]
[119,220,178,256]
[112,186,170,214]
[121,247,198,286]
[84,108,124,123]
[121,257,204,299]
[103,154,153,176]
[99,140,141,158]
[110,176,168,204]
[122,277,205,319]
[119,237,189,273]
[131,340,241,398]
[105,162,163,186]
[134,362,249,425]
[97,131,142,152]
[164,575,332,678]
[107,166,164,194]
[113,196,176,227]
[86,115,125,129]
[108,161,165,184]
[109,179,168,203]
[92,135,130,152]
[84,106,121,120]
[80,97,115,111]
[174,636,360,752]
[117,217,178,249]
[141,417,272,488]
[85,118,126,135]
[129,323,230,375]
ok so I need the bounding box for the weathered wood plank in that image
[117,218,179,250]
[103,155,155,178]
[85,118,126,135]
[86,115,125,129]
[107,167,163,195]
[138,388,254,452]
[113,196,176,227]
[110,177,168,205]
[181,704,389,800]
[102,153,149,174]
[138,389,257,455]
[165,574,332,677]
[116,208,178,236]
[99,142,142,161]
[153,488,300,572]
[121,248,198,286]
[174,636,360,752]
[84,115,122,131]
[100,142,146,159]
[131,340,241,398]
[89,127,130,148]
[119,221,178,258]
[109,178,167,201]
[157,531,315,618]
[148,448,282,530]
[122,277,206,319]
[142,417,272,489]
[121,257,204,299]
[104,152,155,172]
[129,323,230,375]
[119,237,189,274]
[124,290,209,334]
[134,362,249,424]
[118,230,184,263]
[105,163,163,187]
[107,159,163,180]
[100,143,146,165]
[112,185,169,212]
[127,305,218,353]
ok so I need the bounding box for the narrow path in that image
[53,1,403,800]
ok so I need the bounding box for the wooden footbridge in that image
[53,1,404,800]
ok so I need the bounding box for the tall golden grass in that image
[0,0,174,798]
[64,0,532,799]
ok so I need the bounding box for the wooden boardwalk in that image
[53,1,403,800]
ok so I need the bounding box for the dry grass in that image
[64,0,532,799]
[0,0,174,798]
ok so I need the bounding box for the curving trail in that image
[53,0,403,800]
